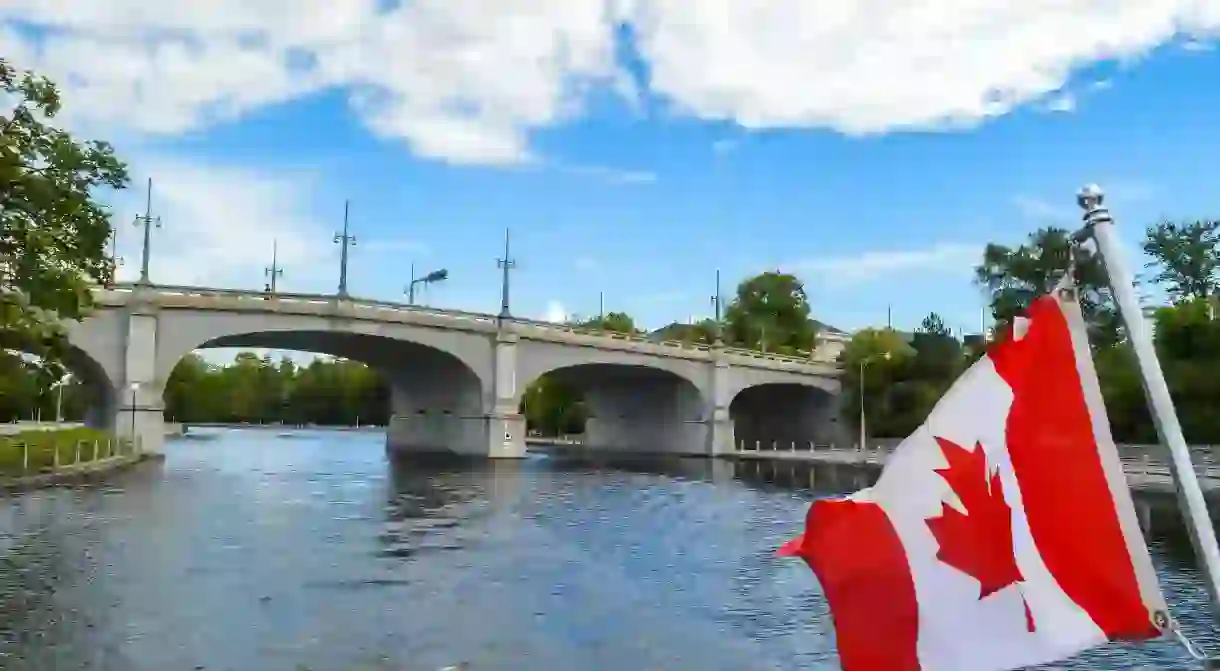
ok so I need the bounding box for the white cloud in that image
[1183,39,1215,51]
[543,300,568,323]
[793,243,981,286]
[1043,92,1077,113]
[5,1,1220,165]
[110,157,333,292]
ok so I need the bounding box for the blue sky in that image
[5,3,1220,346]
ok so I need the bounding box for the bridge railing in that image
[99,283,842,367]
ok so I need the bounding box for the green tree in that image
[838,329,915,437]
[1,58,129,363]
[975,227,1118,346]
[918,312,951,337]
[650,319,717,345]
[578,311,639,334]
[724,271,819,353]
[521,377,585,436]
[1142,220,1220,301]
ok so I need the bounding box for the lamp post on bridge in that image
[406,264,448,304]
[710,268,724,346]
[334,200,357,299]
[265,239,283,295]
[497,228,515,319]
[127,381,141,449]
[108,227,124,288]
[859,351,891,449]
[132,178,161,286]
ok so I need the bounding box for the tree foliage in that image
[163,353,390,426]
[1142,220,1220,301]
[1,58,129,361]
[724,271,819,353]
[974,227,1119,347]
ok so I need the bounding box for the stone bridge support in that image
[113,294,167,455]
[385,329,525,458]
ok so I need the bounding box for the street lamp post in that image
[710,269,723,345]
[132,178,161,285]
[108,228,124,288]
[265,239,283,295]
[497,228,516,319]
[406,265,449,304]
[859,351,892,448]
[53,372,73,424]
[128,382,140,449]
[334,200,356,298]
[598,291,605,330]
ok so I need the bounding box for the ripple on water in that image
[0,434,1216,670]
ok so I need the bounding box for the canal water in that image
[0,429,1218,670]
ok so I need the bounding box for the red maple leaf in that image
[926,437,1025,603]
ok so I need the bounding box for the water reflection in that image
[0,431,1216,669]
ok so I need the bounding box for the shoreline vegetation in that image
[0,427,142,481]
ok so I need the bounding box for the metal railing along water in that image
[733,438,1220,478]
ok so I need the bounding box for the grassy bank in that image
[0,428,130,477]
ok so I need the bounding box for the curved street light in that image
[52,372,74,424]
[406,266,448,304]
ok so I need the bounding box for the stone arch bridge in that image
[58,284,847,458]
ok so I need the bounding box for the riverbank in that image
[0,428,155,493]
[0,451,162,494]
[1,421,184,437]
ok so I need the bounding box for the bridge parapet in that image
[95,283,846,374]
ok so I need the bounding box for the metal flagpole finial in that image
[1077,183,1104,212]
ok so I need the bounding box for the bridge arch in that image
[0,335,118,429]
[728,375,842,451]
[153,311,492,393]
[167,326,489,454]
[516,357,709,455]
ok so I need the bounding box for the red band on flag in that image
[783,499,921,671]
[989,297,1157,640]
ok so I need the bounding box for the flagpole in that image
[1076,184,1220,613]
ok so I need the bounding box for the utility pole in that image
[334,200,356,298]
[265,239,283,294]
[598,291,605,328]
[497,228,515,319]
[132,178,160,285]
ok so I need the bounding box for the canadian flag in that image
[780,286,1167,671]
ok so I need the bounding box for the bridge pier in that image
[112,292,165,455]
[707,356,736,456]
[384,329,526,458]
